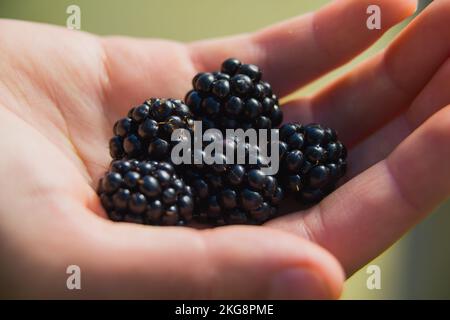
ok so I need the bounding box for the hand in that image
[266,0,450,276]
[1,0,445,299]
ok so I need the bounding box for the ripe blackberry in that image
[185,58,283,132]
[182,138,283,225]
[277,123,347,204]
[98,159,194,226]
[109,98,193,160]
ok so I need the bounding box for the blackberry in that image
[182,138,283,225]
[98,159,194,226]
[185,58,283,132]
[277,123,347,204]
[109,98,193,160]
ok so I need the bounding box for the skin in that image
[0,0,449,299]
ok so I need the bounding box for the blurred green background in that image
[1,0,447,299]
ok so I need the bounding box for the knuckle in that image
[424,105,450,146]
[428,0,450,29]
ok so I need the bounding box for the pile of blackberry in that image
[185,58,282,131]
[97,58,347,227]
[182,138,284,225]
[98,160,194,225]
[109,98,192,161]
[278,123,347,203]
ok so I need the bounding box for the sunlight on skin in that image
[2,0,450,299]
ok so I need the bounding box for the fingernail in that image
[268,268,330,300]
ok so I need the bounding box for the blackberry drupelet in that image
[98,159,194,226]
[277,123,347,204]
[185,58,283,132]
[109,98,193,160]
[182,138,283,225]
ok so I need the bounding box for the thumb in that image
[74,218,344,299]
[1,204,343,299]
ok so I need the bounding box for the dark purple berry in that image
[243,98,262,119]
[219,189,238,209]
[212,79,231,99]
[285,150,304,172]
[138,119,158,139]
[231,74,253,95]
[195,73,215,93]
[102,172,122,193]
[221,58,241,75]
[287,133,304,149]
[123,134,142,156]
[131,104,150,122]
[247,169,266,190]
[162,188,177,205]
[305,125,325,145]
[112,188,130,210]
[227,165,245,185]
[225,96,243,116]
[192,179,209,199]
[129,193,147,214]
[241,189,263,211]
[124,171,140,188]
[140,175,161,197]
[202,97,221,116]
[148,138,170,160]
[237,64,261,82]
[287,174,303,193]
[114,118,133,137]
[147,199,163,222]
[109,136,124,159]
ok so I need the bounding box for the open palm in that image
[1,0,449,299]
